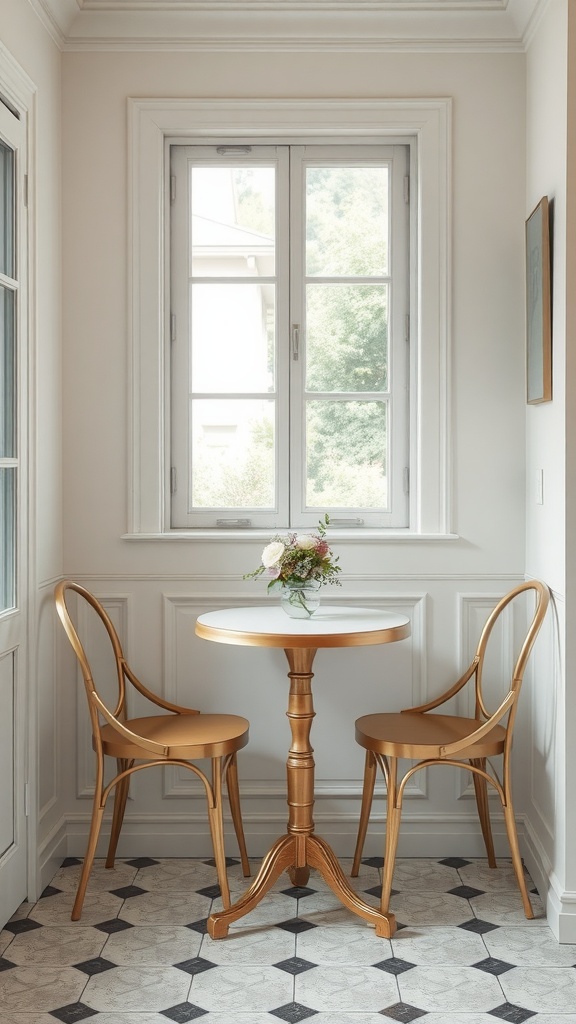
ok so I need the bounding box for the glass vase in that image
[280,581,322,619]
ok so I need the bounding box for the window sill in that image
[122,530,460,543]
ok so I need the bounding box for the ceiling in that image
[30,0,547,50]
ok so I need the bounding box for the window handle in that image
[292,324,300,361]
[327,518,365,527]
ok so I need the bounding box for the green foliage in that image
[233,168,275,237]
[192,419,274,509]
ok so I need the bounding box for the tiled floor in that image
[1,855,575,1023]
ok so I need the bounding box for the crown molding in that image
[29,0,547,52]
[27,0,80,46]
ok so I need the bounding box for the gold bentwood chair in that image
[352,579,550,919]
[55,580,250,921]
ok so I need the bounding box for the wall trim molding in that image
[31,0,545,52]
[62,808,530,862]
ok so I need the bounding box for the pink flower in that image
[315,539,329,557]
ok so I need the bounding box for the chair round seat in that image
[355,712,507,760]
[99,713,250,760]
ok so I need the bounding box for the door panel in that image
[0,651,14,860]
[0,94,28,927]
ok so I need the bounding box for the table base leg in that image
[207,833,396,939]
[289,865,310,886]
[306,835,396,937]
[207,834,295,938]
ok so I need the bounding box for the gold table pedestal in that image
[206,646,397,939]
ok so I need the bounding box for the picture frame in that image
[525,196,552,404]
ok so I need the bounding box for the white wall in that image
[523,0,576,941]
[0,0,63,895]
[58,48,541,870]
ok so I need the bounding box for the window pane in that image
[306,166,388,277]
[191,283,275,393]
[0,141,14,278]
[0,468,15,612]
[0,286,15,458]
[191,166,275,277]
[191,399,275,508]
[306,284,388,392]
[306,400,388,509]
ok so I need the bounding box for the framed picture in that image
[525,196,552,404]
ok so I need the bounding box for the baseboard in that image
[522,814,576,943]
[37,816,68,898]
[63,811,522,862]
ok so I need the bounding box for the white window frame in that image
[127,98,452,540]
[169,141,410,530]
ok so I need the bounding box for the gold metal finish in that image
[351,580,550,920]
[196,608,410,939]
[195,619,410,650]
[55,580,251,921]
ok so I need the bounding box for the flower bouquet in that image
[244,514,341,617]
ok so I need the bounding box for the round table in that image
[195,604,410,938]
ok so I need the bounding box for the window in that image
[170,143,410,529]
[0,133,16,610]
[129,99,451,538]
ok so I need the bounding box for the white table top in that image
[195,605,410,649]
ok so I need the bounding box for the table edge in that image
[195,620,411,648]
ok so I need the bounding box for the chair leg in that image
[470,758,497,868]
[502,795,534,919]
[226,753,250,878]
[72,800,105,921]
[207,757,232,910]
[380,757,401,915]
[352,750,377,876]
[105,761,131,869]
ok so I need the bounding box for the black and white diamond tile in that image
[500,964,576,1012]
[203,927,295,964]
[398,964,504,1011]
[103,925,204,965]
[273,956,317,975]
[83,965,191,1012]
[294,964,399,1011]
[269,1002,317,1022]
[0,856,565,1021]
[380,1002,427,1022]
[191,964,294,1011]
[161,1001,208,1021]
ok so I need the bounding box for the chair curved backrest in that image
[405,579,550,758]
[55,579,202,758]
[55,580,129,743]
[471,578,550,729]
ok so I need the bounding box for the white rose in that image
[261,541,285,568]
[295,534,316,550]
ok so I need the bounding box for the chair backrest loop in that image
[55,580,129,735]
[473,579,550,723]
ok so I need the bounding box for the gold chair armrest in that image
[91,689,169,756]
[123,662,200,715]
[439,689,516,757]
[402,658,479,715]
